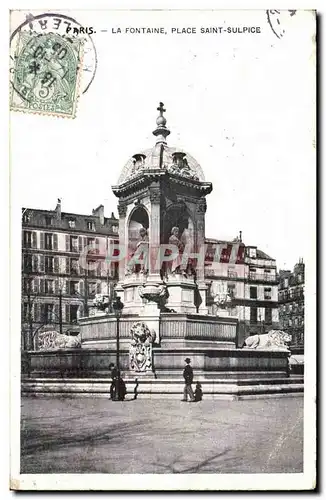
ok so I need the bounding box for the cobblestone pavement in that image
[21,396,303,474]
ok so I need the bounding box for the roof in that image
[118,144,205,184]
[256,249,274,260]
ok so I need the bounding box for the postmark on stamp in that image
[10,12,98,95]
[10,31,84,118]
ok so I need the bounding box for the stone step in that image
[22,378,304,400]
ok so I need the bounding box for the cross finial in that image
[157,102,166,115]
[153,101,170,144]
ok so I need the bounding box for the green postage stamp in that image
[10,32,84,118]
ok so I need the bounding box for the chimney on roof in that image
[55,198,61,219]
[111,212,116,219]
[93,204,105,226]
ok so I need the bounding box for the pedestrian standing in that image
[109,363,119,400]
[182,358,195,402]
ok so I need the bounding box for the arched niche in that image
[127,205,149,263]
[162,202,193,247]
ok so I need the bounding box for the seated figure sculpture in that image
[168,226,185,275]
[127,227,149,275]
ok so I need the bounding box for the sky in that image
[10,9,316,270]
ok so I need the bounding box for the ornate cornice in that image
[112,171,212,199]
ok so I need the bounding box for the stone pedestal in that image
[165,275,197,314]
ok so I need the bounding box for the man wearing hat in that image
[182,358,195,402]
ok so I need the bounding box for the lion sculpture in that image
[37,331,81,350]
[244,330,292,351]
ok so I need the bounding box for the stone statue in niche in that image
[127,227,149,275]
[129,322,156,372]
[168,226,185,275]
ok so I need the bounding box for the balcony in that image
[248,273,279,283]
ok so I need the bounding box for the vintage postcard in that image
[10,8,316,491]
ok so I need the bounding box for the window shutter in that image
[40,279,45,294]
[78,236,83,253]
[34,303,39,322]
[54,280,59,295]
[40,304,46,323]
[53,304,59,324]
[66,235,70,252]
[33,278,39,294]
[39,255,45,273]
[65,257,70,274]
[40,232,45,249]
[32,255,39,272]
[53,233,58,251]
[83,237,87,250]
[95,238,100,255]
[65,304,70,323]
[96,281,101,294]
[54,257,59,274]
[32,232,37,249]
[79,280,84,296]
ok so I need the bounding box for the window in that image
[227,283,236,298]
[265,308,272,324]
[24,254,33,272]
[44,304,55,323]
[23,212,30,223]
[45,280,54,294]
[264,269,271,273]
[248,248,257,258]
[264,287,272,300]
[68,219,76,228]
[70,236,78,252]
[227,269,237,278]
[23,231,32,248]
[70,259,79,275]
[45,233,53,250]
[250,286,257,299]
[284,278,288,288]
[87,238,95,248]
[70,304,79,323]
[23,303,29,321]
[250,307,257,324]
[87,221,95,231]
[87,238,97,254]
[112,225,118,233]
[87,260,97,277]
[70,281,79,295]
[45,216,53,226]
[45,256,54,274]
[88,282,97,296]
[23,278,32,293]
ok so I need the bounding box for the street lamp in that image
[112,296,124,401]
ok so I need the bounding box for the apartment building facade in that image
[278,259,305,348]
[22,200,119,349]
[205,239,279,347]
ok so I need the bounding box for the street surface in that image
[21,396,303,474]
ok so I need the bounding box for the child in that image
[194,382,203,402]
